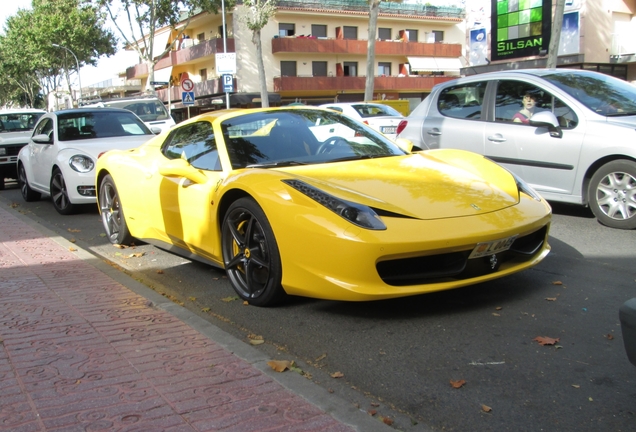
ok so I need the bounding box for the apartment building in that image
[121,0,466,120]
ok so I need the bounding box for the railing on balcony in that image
[272,38,462,57]
[273,75,457,93]
[276,0,465,18]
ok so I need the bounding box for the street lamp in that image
[52,43,83,105]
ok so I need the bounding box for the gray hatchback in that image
[396,69,636,229]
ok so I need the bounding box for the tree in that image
[93,0,229,93]
[239,0,276,108]
[0,0,116,107]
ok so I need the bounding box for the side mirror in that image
[394,138,414,153]
[530,111,563,138]
[31,133,53,144]
[158,158,208,184]
[150,126,162,135]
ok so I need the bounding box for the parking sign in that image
[222,74,233,93]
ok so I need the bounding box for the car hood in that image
[283,151,520,220]
[55,135,154,157]
[0,131,33,145]
[604,115,636,128]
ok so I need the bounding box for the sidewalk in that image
[0,205,390,432]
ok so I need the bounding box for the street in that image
[1,182,634,432]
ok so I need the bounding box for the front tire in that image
[588,160,636,230]
[99,174,133,245]
[18,164,41,202]
[50,168,76,215]
[222,197,285,306]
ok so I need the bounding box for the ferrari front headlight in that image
[69,155,95,173]
[283,179,386,230]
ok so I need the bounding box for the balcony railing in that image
[155,76,235,103]
[273,75,457,93]
[272,37,462,57]
[275,0,464,18]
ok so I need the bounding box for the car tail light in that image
[98,151,107,158]
[396,120,407,136]
[363,120,369,125]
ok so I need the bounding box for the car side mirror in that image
[150,126,162,135]
[158,158,208,184]
[394,138,414,153]
[31,133,53,144]
[529,111,563,138]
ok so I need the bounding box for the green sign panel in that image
[491,0,552,61]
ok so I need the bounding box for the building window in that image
[344,62,358,77]
[200,68,207,81]
[406,29,418,42]
[378,28,391,40]
[281,61,297,77]
[279,23,295,37]
[378,62,391,76]
[218,25,228,38]
[343,26,358,40]
[197,33,205,41]
[312,24,327,38]
[432,30,444,42]
[312,61,328,77]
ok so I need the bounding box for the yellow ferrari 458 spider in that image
[96,107,551,306]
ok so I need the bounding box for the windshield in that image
[0,112,44,133]
[57,111,153,141]
[353,104,403,118]
[221,109,407,169]
[543,71,636,117]
[103,99,171,122]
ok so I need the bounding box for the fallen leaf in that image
[450,379,466,389]
[9,202,19,208]
[368,410,377,416]
[221,296,239,302]
[330,371,344,378]
[113,244,126,249]
[552,281,563,285]
[481,405,492,413]
[492,313,500,316]
[382,417,394,426]
[99,233,106,237]
[533,336,560,346]
[589,397,593,402]
[315,353,327,362]
[188,296,196,301]
[572,384,580,389]
[69,238,76,243]
[67,228,81,233]
[267,360,291,372]
[545,297,557,301]
[201,307,211,312]
[249,339,264,345]
[495,306,502,310]
[605,334,614,340]
[243,301,249,305]
[156,269,164,274]
[328,388,334,393]
[69,247,77,252]
[370,402,380,407]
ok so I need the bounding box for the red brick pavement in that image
[0,206,359,432]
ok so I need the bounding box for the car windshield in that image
[57,111,153,141]
[0,112,44,133]
[102,99,172,122]
[543,71,636,117]
[221,109,407,169]
[353,104,402,118]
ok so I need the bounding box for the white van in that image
[85,96,175,132]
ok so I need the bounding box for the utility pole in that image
[546,0,566,69]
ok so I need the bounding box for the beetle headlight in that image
[69,155,95,173]
[511,172,542,202]
[283,179,386,230]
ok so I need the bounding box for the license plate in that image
[468,235,518,259]
[381,126,396,134]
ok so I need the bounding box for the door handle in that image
[487,134,507,143]
[426,128,441,136]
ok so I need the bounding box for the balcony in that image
[127,38,235,79]
[273,75,456,94]
[272,38,462,57]
[155,77,235,104]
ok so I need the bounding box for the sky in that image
[0,0,138,87]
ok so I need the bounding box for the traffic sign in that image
[216,53,237,74]
[150,81,169,86]
[222,74,233,93]
[181,78,194,92]
[182,91,195,105]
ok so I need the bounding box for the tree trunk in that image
[253,28,269,108]
[364,1,380,102]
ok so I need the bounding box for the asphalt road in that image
[1,181,634,432]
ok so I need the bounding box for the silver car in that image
[396,69,636,230]
[319,102,404,140]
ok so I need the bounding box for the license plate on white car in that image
[381,126,396,134]
[468,235,518,259]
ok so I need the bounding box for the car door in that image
[422,81,488,153]
[29,117,56,190]
[149,121,224,260]
[483,79,584,196]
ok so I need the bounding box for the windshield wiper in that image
[246,160,307,168]
[605,111,636,117]
[328,154,393,163]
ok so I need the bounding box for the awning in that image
[153,66,173,84]
[407,56,463,73]
[152,31,172,59]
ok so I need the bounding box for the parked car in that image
[396,69,636,229]
[18,108,156,215]
[82,96,175,132]
[319,102,404,140]
[620,298,636,366]
[96,106,551,306]
[0,109,46,190]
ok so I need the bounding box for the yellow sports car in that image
[96,107,551,306]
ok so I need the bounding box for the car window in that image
[162,121,220,171]
[57,111,152,141]
[34,117,53,140]
[495,80,578,129]
[437,82,486,120]
[352,104,402,118]
[0,112,44,132]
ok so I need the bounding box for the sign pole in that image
[222,0,230,109]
